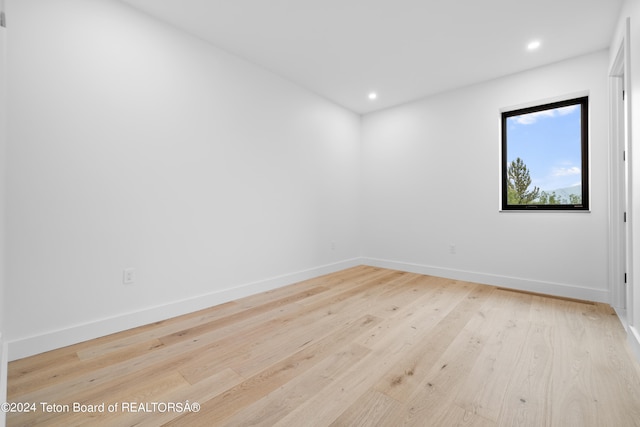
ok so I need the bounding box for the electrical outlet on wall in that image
[449,244,456,255]
[123,268,136,285]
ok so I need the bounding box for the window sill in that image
[499,209,591,213]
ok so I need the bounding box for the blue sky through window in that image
[506,105,582,192]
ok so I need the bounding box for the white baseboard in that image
[613,308,640,365]
[614,307,628,331]
[7,258,362,361]
[8,257,614,361]
[629,326,640,363]
[361,257,610,303]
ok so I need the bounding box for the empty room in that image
[1,0,640,425]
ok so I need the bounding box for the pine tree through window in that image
[501,96,589,211]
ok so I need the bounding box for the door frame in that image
[609,18,633,322]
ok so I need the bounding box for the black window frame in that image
[501,96,589,211]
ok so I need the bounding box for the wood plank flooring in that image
[7,266,640,426]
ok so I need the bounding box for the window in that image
[501,96,589,211]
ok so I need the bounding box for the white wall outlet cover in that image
[123,268,136,285]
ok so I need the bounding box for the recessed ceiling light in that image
[527,40,541,51]
[368,92,377,100]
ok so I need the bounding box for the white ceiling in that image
[119,0,623,114]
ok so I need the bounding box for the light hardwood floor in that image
[7,266,640,426]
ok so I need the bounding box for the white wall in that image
[0,2,8,424]
[610,0,640,359]
[5,0,361,360]
[361,51,610,302]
